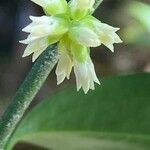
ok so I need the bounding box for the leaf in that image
[6,73,150,150]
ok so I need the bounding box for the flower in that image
[20,0,122,94]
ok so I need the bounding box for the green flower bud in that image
[31,0,68,15]
[69,0,95,20]
[69,26,101,47]
[71,41,88,63]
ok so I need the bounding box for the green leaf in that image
[6,73,150,150]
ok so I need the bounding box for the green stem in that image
[93,0,103,13]
[0,45,58,149]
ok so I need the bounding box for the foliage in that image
[6,73,150,150]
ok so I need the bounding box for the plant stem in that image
[93,0,103,13]
[0,45,58,149]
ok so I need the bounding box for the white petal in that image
[29,16,51,24]
[88,18,122,51]
[23,16,58,37]
[19,35,41,44]
[27,24,53,36]
[89,81,95,90]
[70,0,95,10]
[22,37,49,61]
[56,52,73,84]
[69,27,101,47]
[99,23,120,33]
[74,70,82,91]
[32,50,43,62]
[88,59,100,85]
[57,74,66,85]
[105,44,114,52]
[113,33,123,43]
[22,23,36,33]
[74,58,100,94]
[92,21,122,52]
[31,0,46,7]
[22,43,36,57]
[22,15,68,42]
[21,34,43,43]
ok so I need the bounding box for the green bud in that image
[31,0,68,16]
[48,16,69,36]
[71,41,88,63]
[69,0,95,20]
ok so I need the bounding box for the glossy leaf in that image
[6,73,150,150]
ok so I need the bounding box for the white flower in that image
[95,23,122,52]
[81,16,122,52]
[20,15,68,62]
[56,38,100,94]
[20,0,122,94]
[74,58,100,94]
[21,16,68,40]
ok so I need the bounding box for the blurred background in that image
[0,0,150,115]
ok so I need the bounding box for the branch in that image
[93,0,103,13]
[0,45,58,149]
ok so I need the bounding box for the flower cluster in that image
[20,0,122,94]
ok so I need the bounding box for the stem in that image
[0,45,58,149]
[93,0,103,13]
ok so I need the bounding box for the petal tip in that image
[19,40,26,44]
